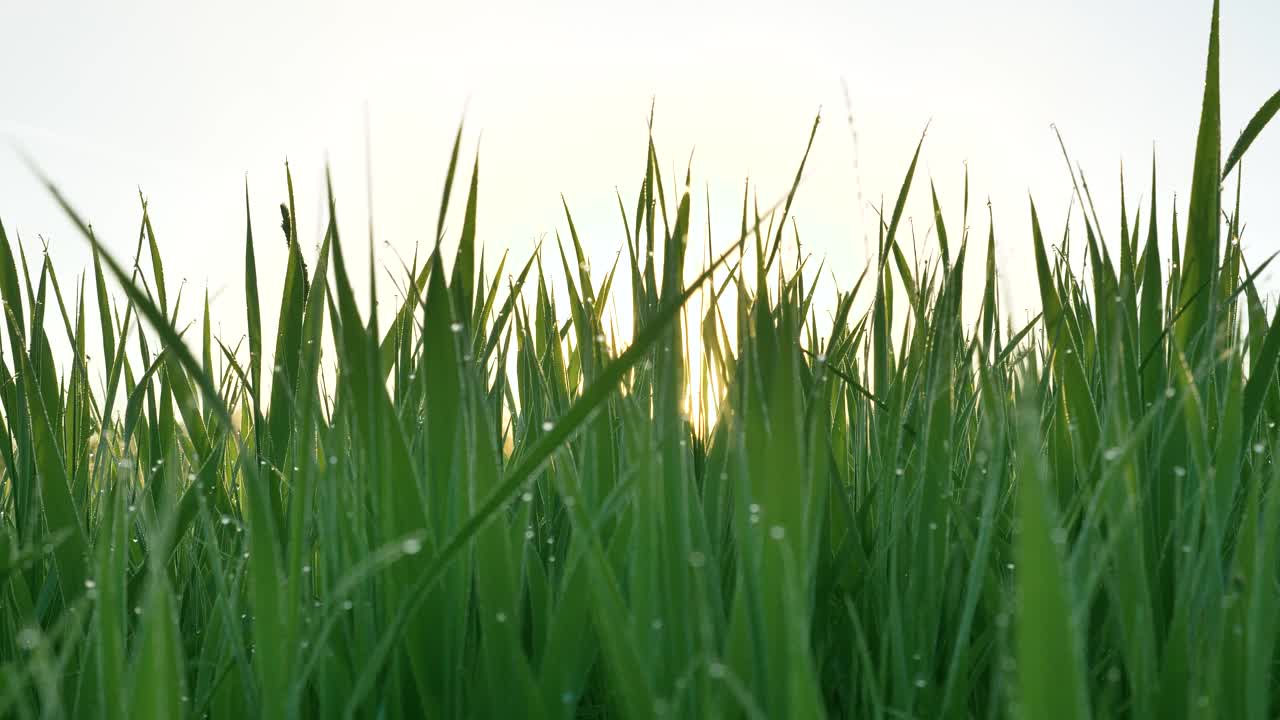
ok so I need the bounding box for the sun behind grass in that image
[3,2,1280,718]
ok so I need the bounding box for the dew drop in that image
[16,627,40,650]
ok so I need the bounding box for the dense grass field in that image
[3,4,1280,718]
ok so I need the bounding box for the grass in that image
[2,2,1280,717]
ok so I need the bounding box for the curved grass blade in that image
[1222,89,1280,180]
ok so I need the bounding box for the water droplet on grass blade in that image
[16,627,40,650]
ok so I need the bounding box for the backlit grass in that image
[2,2,1280,717]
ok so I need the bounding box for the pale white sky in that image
[2,1,1277,362]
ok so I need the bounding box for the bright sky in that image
[2,1,1278,364]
